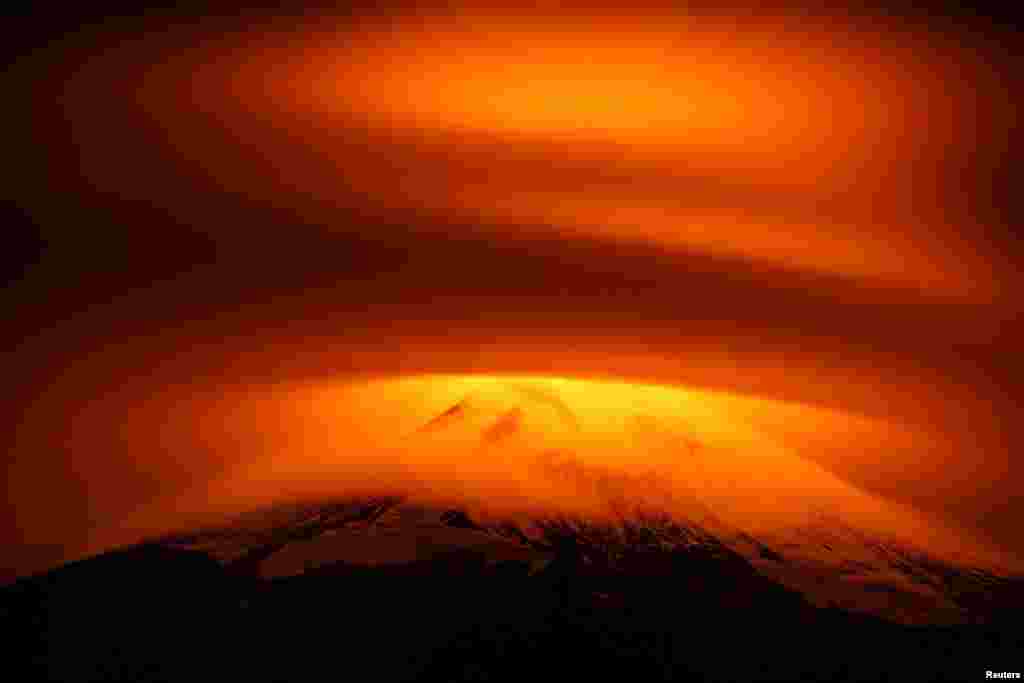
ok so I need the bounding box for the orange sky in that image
[4,3,1022,581]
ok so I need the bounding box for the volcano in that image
[5,387,1022,682]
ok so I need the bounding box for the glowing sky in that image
[4,3,1022,581]
[186,8,1009,298]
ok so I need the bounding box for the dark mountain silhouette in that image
[6,394,1022,681]
[4,499,1022,682]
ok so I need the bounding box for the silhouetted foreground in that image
[4,536,1021,682]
